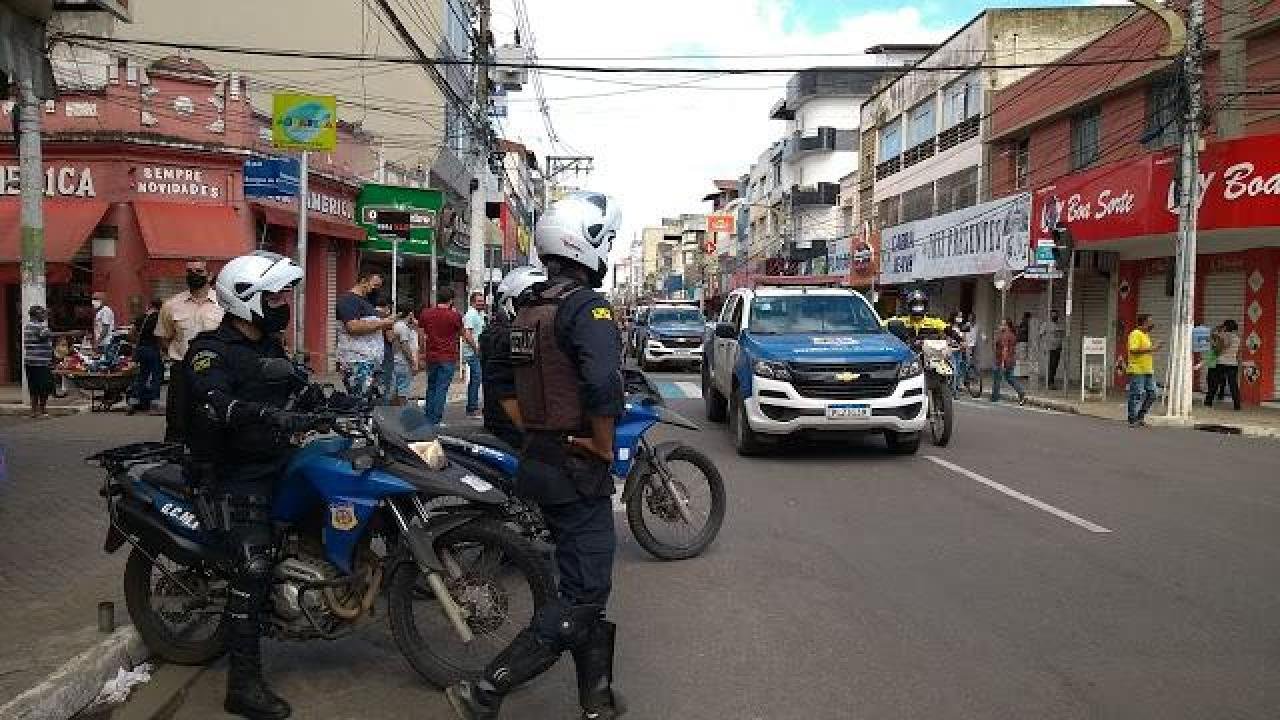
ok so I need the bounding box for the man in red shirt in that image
[418,287,478,424]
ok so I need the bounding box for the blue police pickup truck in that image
[701,284,927,456]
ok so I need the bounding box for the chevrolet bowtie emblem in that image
[834,371,860,382]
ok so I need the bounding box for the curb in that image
[0,627,148,720]
[0,404,89,417]
[1018,396,1280,439]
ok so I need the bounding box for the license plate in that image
[826,404,871,419]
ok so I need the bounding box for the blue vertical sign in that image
[244,156,301,199]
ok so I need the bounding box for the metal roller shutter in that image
[1068,271,1109,384]
[327,247,338,373]
[1274,277,1280,401]
[1138,274,1173,382]
[1201,270,1245,393]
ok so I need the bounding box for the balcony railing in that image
[938,115,980,152]
[902,137,936,169]
[875,156,902,181]
[789,182,840,206]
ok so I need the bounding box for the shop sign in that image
[243,157,301,199]
[136,165,223,199]
[271,93,338,152]
[308,191,354,220]
[0,165,96,197]
[879,193,1031,285]
[356,183,443,256]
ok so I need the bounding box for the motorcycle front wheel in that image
[388,518,554,689]
[123,547,228,665]
[626,445,726,561]
[927,378,954,446]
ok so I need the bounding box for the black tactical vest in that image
[511,282,586,432]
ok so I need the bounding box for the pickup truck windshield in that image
[748,295,881,334]
[650,308,703,325]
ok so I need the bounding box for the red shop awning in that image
[133,202,250,260]
[0,198,110,263]
[254,203,366,242]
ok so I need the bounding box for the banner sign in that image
[1032,132,1280,249]
[271,93,338,152]
[356,184,443,256]
[707,214,735,233]
[243,157,300,199]
[879,193,1032,285]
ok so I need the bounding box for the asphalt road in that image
[106,370,1280,718]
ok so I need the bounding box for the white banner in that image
[879,193,1032,285]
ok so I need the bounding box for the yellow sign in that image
[272,93,338,151]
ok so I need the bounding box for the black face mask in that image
[259,303,291,334]
[186,272,208,291]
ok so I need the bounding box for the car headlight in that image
[646,338,665,348]
[753,360,791,381]
[898,358,923,379]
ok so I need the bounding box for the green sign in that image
[357,184,444,257]
[272,93,338,151]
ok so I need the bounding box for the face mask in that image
[92,300,102,309]
[260,303,291,334]
[186,272,208,291]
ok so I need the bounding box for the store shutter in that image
[1067,271,1109,384]
[1201,269,1245,393]
[1138,274,1173,381]
[1274,278,1280,401]
[327,247,339,373]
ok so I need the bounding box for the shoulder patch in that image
[191,350,219,374]
[591,307,613,321]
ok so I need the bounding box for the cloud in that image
[497,0,947,259]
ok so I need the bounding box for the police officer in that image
[447,193,626,720]
[884,288,963,346]
[185,251,331,719]
[479,265,548,450]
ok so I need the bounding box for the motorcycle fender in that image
[622,441,684,504]
[395,507,487,574]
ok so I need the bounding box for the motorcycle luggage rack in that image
[88,442,187,470]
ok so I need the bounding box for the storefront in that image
[0,154,253,382]
[1030,132,1280,403]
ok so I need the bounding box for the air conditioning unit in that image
[489,45,530,91]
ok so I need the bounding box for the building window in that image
[878,118,902,162]
[877,195,901,229]
[907,99,935,148]
[936,166,978,214]
[1071,106,1101,171]
[1014,138,1030,190]
[941,72,978,130]
[902,183,935,223]
[1145,76,1180,148]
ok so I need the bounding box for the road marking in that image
[955,398,1062,415]
[674,381,702,399]
[925,456,1112,534]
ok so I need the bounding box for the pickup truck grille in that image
[659,336,702,348]
[788,362,899,400]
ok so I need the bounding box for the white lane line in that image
[925,456,1113,534]
[674,381,703,399]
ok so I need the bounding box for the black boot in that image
[570,621,625,720]
[445,628,560,719]
[224,587,290,720]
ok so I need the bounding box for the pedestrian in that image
[390,304,420,406]
[155,260,225,443]
[1015,311,1032,374]
[1042,309,1064,386]
[91,291,116,352]
[992,318,1027,405]
[462,291,488,419]
[418,287,474,426]
[1126,313,1161,427]
[334,272,394,399]
[447,191,625,720]
[373,293,395,403]
[1208,319,1241,411]
[23,305,55,419]
[1199,322,1222,406]
[949,310,971,399]
[128,299,164,415]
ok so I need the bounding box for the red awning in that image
[254,203,367,242]
[0,199,110,263]
[133,202,250,260]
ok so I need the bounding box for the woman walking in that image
[992,318,1027,405]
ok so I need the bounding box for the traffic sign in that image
[1023,266,1063,279]
[243,156,300,198]
[702,235,716,254]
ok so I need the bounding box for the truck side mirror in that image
[714,322,739,340]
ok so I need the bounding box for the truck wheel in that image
[885,430,921,455]
[703,365,727,423]
[730,391,765,456]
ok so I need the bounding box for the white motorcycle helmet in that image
[215,251,304,332]
[497,265,548,318]
[534,191,620,287]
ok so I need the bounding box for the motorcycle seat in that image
[441,426,518,457]
[140,462,191,497]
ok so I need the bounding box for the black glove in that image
[260,408,331,433]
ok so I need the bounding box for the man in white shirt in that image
[91,291,116,351]
[156,260,226,443]
[461,292,487,418]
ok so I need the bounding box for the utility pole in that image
[1166,0,1205,419]
[467,0,493,302]
[17,76,45,402]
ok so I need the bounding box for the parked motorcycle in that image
[92,364,554,689]
[439,369,726,561]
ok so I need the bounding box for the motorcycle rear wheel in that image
[388,518,554,689]
[123,547,228,665]
[626,445,726,561]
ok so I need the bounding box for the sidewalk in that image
[1010,382,1280,438]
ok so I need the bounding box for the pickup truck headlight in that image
[898,358,923,379]
[753,360,791,381]
[646,338,665,349]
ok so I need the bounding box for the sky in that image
[495,0,1118,268]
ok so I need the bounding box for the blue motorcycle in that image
[92,373,555,689]
[439,369,726,561]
